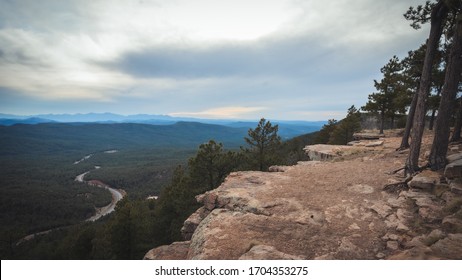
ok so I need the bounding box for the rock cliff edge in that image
[145,132,462,260]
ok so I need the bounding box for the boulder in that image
[450,179,462,195]
[447,152,462,163]
[401,189,438,208]
[144,241,190,260]
[444,159,462,179]
[430,234,462,259]
[365,140,384,147]
[387,246,433,260]
[409,170,440,191]
[442,216,462,233]
[303,144,363,161]
[181,207,209,240]
[353,133,384,140]
[197,192,219,211]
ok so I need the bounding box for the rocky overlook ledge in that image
[145,132,462,260]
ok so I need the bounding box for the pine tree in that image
[429,6,462,170]
[188,140,238,191]
[329,106,361,145]
[362,56,406,134]
[243,118,282,171]
[406,0,449,174]
[314,119,338,144]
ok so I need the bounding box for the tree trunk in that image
[429,89,442,130]
[380,111,385,134]
[429,108,437,130]
[451,98,462,142]
[429,15,462,170]
[399,92,419,150]
[406,0,448,174]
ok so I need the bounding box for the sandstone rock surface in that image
[144,241,190,260]
[303,144,364,161]
[146,133,462,260]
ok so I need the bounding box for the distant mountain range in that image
[0,122,254,156]
[0,113,326,139]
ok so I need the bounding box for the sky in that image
[0,0,430,121]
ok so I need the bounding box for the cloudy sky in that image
[0,0,429,120]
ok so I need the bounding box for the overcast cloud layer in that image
[0,0,429,120]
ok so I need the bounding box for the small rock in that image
[368,222,376,231]
[353,132,384,140]
[314,254,334,260]
[365,140,384,147]
[402,190,436,207]
[370,202,392,218]
[404,236,424,249]
[387,241,399,251]
[239,245,304,260]
[425,229,445,245]
[441,191,457,204]
[387,196,407,208]
[396,208,413,222]
[376,252,386,259]
[434,184,450,197]
[348,184,374,194]
[397,222,410,232]
[196,192,219,211]
[418,206,443,222]
[450,179,462,195]
[387,246,433,260]
[385,214,399,229]
[268,166,287,172]
[382,233,400,241]
[442,216,462,233]
[349,223,360,230]
[347,141,362,146]
[339,238,356,251]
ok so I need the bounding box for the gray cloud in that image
[0,0,432,120]
[106,36,323,79]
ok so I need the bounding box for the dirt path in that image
[17,164,125,245]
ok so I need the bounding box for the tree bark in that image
[429,14,462,170]
[406,0,448,174]
[429,89,442,130]
[429,108,437,130]
[380,111,385,134]
[399,92,419,150]
[451,98,462,142]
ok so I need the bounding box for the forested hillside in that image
[0,122,248,156]
[0,118,316,259]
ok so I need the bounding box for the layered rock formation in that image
[145,134,462,260]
